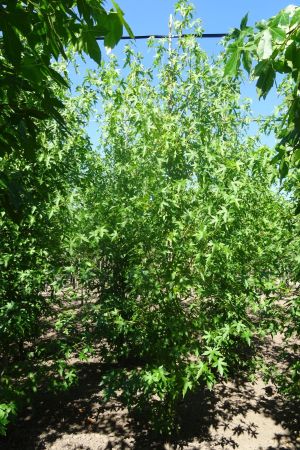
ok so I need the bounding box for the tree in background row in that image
[0,0,132,432]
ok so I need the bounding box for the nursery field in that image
[0,1,300,448]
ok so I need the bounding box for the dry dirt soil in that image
[1,341,299,450]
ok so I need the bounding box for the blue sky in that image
[78,0,296,147]
[115,0,292,44]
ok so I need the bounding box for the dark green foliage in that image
[0,2,131,431]
[0,0,132,160]
[0,72,96,433]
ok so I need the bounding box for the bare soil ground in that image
[1,346,299,450]
[1,288,299,450]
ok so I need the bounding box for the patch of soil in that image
[1,355,299,450]
[1,288,299,449]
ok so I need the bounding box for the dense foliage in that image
[0,0,132,160]
[0,65,96,434]
[0,0,299,438]
[0,0,131,432]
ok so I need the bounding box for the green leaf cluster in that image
[224,5,300,194]
[0,0,132,160]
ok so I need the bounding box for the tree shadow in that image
[0,358,299,450]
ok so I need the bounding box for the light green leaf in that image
[182,378,193,397]
[257,29,273,60]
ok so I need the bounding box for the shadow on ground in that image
[0,356,299,450]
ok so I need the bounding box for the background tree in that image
[0,61,97,435]
[0,0,132,433]
[224,4,300,400]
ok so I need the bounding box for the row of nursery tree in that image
[0,0,299,436]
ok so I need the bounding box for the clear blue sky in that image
[115,0,292,43]
[79,0,296,147]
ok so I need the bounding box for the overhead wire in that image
[96,33,228,41]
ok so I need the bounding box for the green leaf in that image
[182,378,192,397]
[290,8,300,27]
[285,41,300,70]
[224,47,241,77]
[255,62,275,98]
[269,25,286,43]
[293,148,300,163]
[257,29,273,60]
[77,0,92,23]
[46,67,69,88]
[85,33,102,64]
[279,159,289,180]
[240,13,249,31]
[273,58,290,74]
[216,358,227,376]
[2,25,22,67]
[104,13,123,50]
[242,50,252,74]
[242,330,251,346]
[111,0,134,38]
[21,56,44,84]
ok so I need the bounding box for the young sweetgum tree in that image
[75,1,292,433]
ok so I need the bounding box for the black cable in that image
[96,33,228,41]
